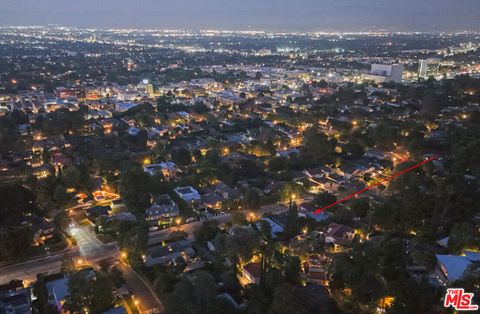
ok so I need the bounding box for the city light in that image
[0,14,478,314]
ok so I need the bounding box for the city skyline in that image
[2,0,480,32]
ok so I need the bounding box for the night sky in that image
[1,0,480,31]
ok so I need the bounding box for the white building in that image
[174,186,201,202]
[363,63,404,83]
[115,102,138,112]
[143,162,177,177]
[418,59,440,80]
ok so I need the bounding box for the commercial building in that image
[418,59,440,80]
[363,64,404,83]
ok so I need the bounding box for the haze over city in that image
[2,0,480,32]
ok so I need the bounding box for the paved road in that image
[0,203,294,311]
[69,221,118,260]
[148,213,232,245]
[0,248,79,284]
[0,211,165,313]
[118,262,164,314]
[147,206,293,246]
[0,220,118,285]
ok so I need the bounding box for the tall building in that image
[127,59,135,71]
[138,79,154,96]
[256,48,272,56]
[363,63,404,83]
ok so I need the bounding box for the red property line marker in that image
[313,155,438,215]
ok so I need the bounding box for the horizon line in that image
[1,25,479,35]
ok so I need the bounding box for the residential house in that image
[143,162,177,178]
[101,306,127,314]
[145,194,180,225]
[255,218,284,239]
[303,254,329,286]
[46,276,69,312]
[303,166,332,179]
[0,287,32,314]
[46,270,95,312]
[109,199,126,211]
[174,186,201,202]
[214,182,240,200]
[33,220,56,246]
[435,251,480,286]
[298,202,332,222]
[365,149,387,160]
[325,223,355,246]
[106,212,137,223]
[202,193,224,210]
[127,127,141,136]
[144,240,195,267]
[241,262,262,285]
[299,202,316,212]
[86,205,110,219]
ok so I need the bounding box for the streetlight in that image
[289,193,297,208]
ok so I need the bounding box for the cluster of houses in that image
[0,269,128,314]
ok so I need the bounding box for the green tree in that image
[53,185,69,209]
[448,223,480,254]
[164,271,216,314]
[284,256,302,285]
[283,204,299,240]
[299,127,337,167]
[119,167,152,211]
[194,220,220,242]
[61,166,81,188]
[269,284,309,314]
[60,254,75,273]
[63,271,114,314]
[0,183,38,226]
[334,206,353,224]
[33,275,58,314]
[350,198,370,218]
[171,148,191,166]
[54,211,70,231]
[0,226,34,261]
[315,192,337,209]
[226,228,260,265]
